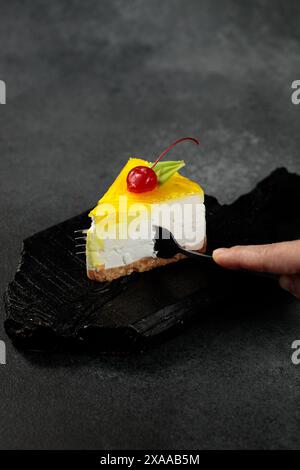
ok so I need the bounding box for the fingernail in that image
[213,248,229,260]
[279,275,293,292]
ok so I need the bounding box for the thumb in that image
[212,240,300,274]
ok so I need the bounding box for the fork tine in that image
[74,229,88,256]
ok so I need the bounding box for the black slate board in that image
[4,168,300,352]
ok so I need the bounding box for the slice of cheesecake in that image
[86,155,206,282]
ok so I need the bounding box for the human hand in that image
[213,240,300,299]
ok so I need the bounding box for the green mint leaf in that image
[150,160,185,185]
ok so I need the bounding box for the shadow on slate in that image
[3,168,300,353]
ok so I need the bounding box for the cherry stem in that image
[151,137,200,169]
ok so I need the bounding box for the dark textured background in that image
[1,0,300,450]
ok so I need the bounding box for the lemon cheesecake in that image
[86,138,206,282]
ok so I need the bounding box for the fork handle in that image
[179,247,278,281]
[178,247,213,261]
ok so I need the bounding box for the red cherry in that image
[126,165,158,193]
[127,137,200,193]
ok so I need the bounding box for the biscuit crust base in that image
[87,242,206,282]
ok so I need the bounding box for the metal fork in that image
[154,226,278,280]
[154,226,212,262]
[74,229,87,255]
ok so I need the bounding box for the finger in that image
[212,240,300,274]
[279,274,300,299]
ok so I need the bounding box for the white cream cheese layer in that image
[86,194,206,271]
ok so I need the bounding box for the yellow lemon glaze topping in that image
[89,158,204,219]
